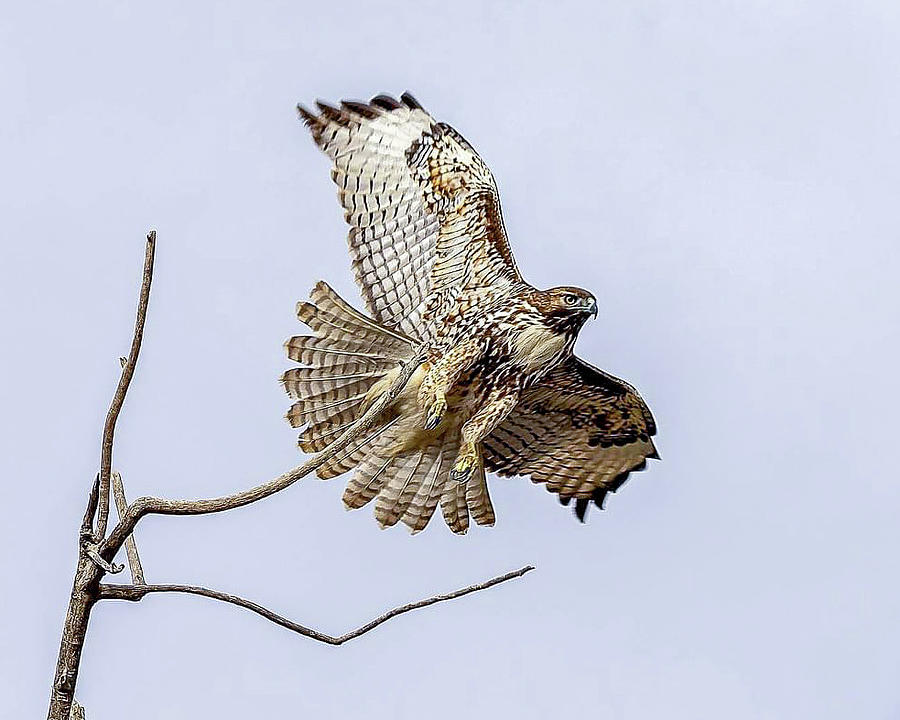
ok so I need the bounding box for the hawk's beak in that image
[586,299,598,319]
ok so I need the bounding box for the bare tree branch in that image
[49,232,157,720]
[95,231,156,542]
[99,350,425,563]
[111,472,145,584]
[49,233,536,720]
[98,565,534,645]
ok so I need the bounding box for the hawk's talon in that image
[423,395,447,431]
[450,451,478,484]
[449,467,472,483]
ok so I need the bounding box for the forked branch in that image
[98,565,534,645]
[50,232,535,720]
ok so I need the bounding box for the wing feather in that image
[483,357,658,522]
[298,93,520,340]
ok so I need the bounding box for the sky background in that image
[2,1,899,718]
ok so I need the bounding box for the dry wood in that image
[95,232,155,542]
[98,565,534,645]
[47,233,534,720]
[112,472,145,584]
[79,477,100,541]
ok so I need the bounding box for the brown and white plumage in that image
[285,92,658,532]
[298,93,519,342]
[484,358,657,521]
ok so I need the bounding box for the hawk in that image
[283,92,658,534]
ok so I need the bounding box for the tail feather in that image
[374,451,426,528]
[286,394,367,429]
[281,369,378,405]
[285,336,397,369]
[402,445,451,534]
[319,416,400,480]
[286,360,390,379]
[299,422,351,453]
[441,478,470,535]
[466,460,496,527]
[296,298,412,357]
[343,457,395,510]
[283,368,385,415]
[375,443,441,528]
[282,280,415,455]
[341,418,407,509]
[344,444,399,510]
[436,436,470,535]
[294,301,392,351]
[282,366,386,392]
[309,280,415,350]
[284,280,494,534]
[297,409,361,446]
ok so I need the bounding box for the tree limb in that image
[111,472,145,584]
[99,350,425,563]
[95,231,156,542]
[98,565,534,645]
[50,233,536,720]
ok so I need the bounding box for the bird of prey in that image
[283,92,658,534]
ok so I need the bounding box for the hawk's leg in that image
[451,386,520,483]
[418,339,482,431]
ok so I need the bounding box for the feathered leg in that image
[451,386,519,483]
[418,338,482,430]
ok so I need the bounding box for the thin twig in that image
[95,231,156,542]
[100,351,425,563]
[112,472,145,584]
[98,565,534,645]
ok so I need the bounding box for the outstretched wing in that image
[483,357,658,522]
[298,92,521,341]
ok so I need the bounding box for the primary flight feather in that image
[283,92,658,533]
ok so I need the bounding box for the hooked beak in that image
[586,299,598,319]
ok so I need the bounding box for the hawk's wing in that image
[483,356,658,521]
[298,93,521,341]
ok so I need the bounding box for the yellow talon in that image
[450,448,479,484]
[424,394,447,431]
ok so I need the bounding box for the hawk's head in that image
[531,286,598,335]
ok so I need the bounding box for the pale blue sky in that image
[2,1,900,718]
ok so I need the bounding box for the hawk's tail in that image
[282,280,416,452]
[281,281,494,534]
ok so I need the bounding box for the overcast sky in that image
[2,1,900,718]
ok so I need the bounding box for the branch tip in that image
[94,232,156,542]
[79,476,100,540]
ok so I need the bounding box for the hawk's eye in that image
[564,294,578,306]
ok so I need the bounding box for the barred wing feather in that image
[483,357,659,522]
[298,92,521,341]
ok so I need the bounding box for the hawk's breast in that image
[510,324,569,375]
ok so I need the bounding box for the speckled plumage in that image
[284,93,658,533]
